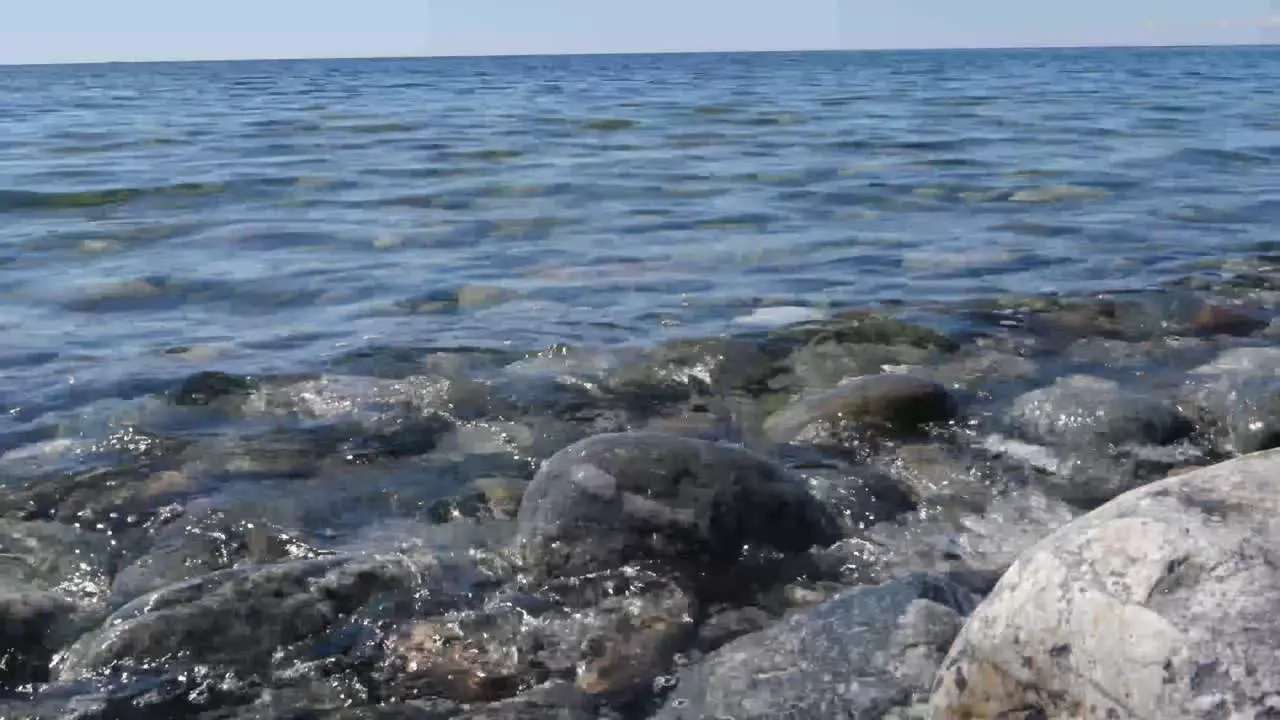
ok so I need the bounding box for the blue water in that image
[2,47,1279,439]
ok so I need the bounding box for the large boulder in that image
[930,448,1280,719]
[514,432,842,582]
[655,573,978,719]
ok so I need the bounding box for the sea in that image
[1,45,1279,459]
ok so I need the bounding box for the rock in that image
[1009,374,1191,449]
[784,341,939,394]
[1191,304,1266,337]
[655,573,977,719]
[56,552,486,682]
[384,571,693,707]
[764,373,959,444]
[514,432,841,582]
[768,311,959,353]
[169,370,259,407]
[454,680,600,719]
[930,448,1280,719]
[108,508,322,609]
[0,519,114,607]
[693,605,773,655]
[801,463,919,534]
[865,489,1082,582]
[1182,347,1280,455]
[0,589,79,688]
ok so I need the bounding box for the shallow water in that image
[3,47,1279,429]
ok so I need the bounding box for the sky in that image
[1,0,1278,65]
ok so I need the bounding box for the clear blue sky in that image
[3,0,1278,65]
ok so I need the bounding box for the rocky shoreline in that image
[5,264,1280,718]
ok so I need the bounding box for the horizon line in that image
[2,41,1276,68]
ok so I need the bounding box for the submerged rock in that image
[1181,346,1280,455]
[384,570,693,708]
[931,448,1280,719]
[764,373,959,444]
[656,573,977,719]
[514,432,842,583]
[56,552,489,683]
[0,589,80,688]
[1009,374,1191,449]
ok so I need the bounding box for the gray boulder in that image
[514,432,842,581]
[1009,374,1191,449]
[656,573,977,719]
[930,448,1280,719]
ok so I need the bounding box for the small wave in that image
[1008,185,1110,204]
[0,177,304,214]
[1164,147,1271,167]
[0,182,225,213]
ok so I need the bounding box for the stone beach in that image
[5,267,1280,718]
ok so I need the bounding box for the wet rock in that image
[764,373,959,444]
[384,570,692,708]
[108,507,322,609]
[655,573,977,719]
[0,519,114,607]
[1191,304,1267,337]
[768,311,959,353]
[0,589,79,688]
[454,680,600,719]
[985,430,1211,508]
[865,489,1082,581]
[56,552,487,682]
[801,462,919,534]
[886,442,1015,508]
[783,341,940,394]
[170,370,259,407]
[693,605,772,655]
[606,337,780,404]
[1182,346,1280,455]
[514,432,841,583]
[931,449,1280,719]
[2,430,191,529]
[1009,374,1191,449]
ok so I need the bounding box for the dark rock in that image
[764,373,959,444]
[0,589,79,688]
[802,463,919,534]
[655,573,977,719]
[170,371,259,407]
[1191,304,1267,337]
[514,432,841,583]
[693,605,772,655]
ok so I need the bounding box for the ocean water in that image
[1,46,1279,450]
